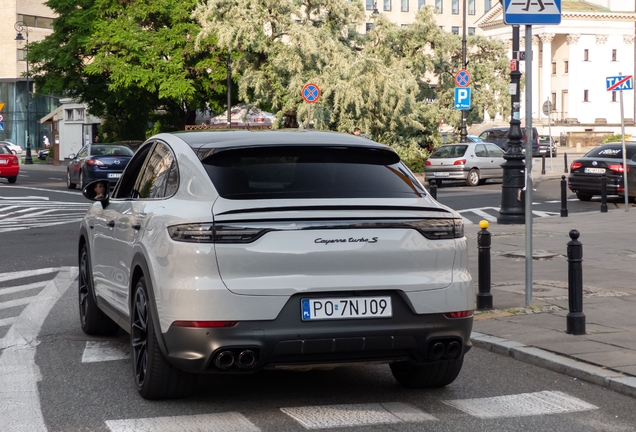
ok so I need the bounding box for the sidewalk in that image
[465,206,636,397]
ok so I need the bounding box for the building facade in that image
[1,0,58,152]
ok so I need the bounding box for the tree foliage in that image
[29,0,229,140]
[193,1,509,168]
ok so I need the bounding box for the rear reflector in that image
[171,321,238,328]
[444,311,473,318]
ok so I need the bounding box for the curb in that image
[471,332,636,398]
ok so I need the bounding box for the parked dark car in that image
[568,143,636,201]
[538,135,557,157]
[66,143,135,190]
[478,127,540,156]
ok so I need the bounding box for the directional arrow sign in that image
[606,76,633,91]
[503,0,561,25]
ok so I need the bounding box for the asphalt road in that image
[2,165,636,431]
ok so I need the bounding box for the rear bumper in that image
[0,166,19,177]
[161,291,473,374]
[85,168,123,186]
[568,173,623,195]
[424,167,469,181]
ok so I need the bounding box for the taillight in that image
[426,160,431,166]
[570,162,582,171]
[453,159,466,165]
[410,218,464,239]
[87,158,104,166]
[171,321,237,328]
[444,311,473,318]
[168,223,266,243]
[608,164,630,173]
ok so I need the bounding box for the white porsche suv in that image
[78,130,473,399]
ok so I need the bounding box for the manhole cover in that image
[503,250,559,260]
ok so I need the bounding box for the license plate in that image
[0,160,7,165]
[584,167,605,174]
[107,173,122,179]
[434,172,449,177]
[301,297,392,321]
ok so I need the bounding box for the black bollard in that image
[541,154,546,175]
[429,179,437,200]
[476,220,493,310]
[566,230,586,335]
[560,175,568,217]
[564,152,568,173]
[601,173,608,213]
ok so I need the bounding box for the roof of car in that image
[166,130,391,152]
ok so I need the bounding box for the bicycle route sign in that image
[302,83,321,104]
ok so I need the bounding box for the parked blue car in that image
[66,143,134,190]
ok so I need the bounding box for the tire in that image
[67,170,76,189]
[466,169,480,187]
[390,356,464,388]
[78,243,119,336]
[7,176,16,184]
[131,277,198,399]
[576,192,593,202]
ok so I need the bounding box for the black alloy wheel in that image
[131,277,198,399]
[78,243,118,335]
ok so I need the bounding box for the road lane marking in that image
[0,267,77,432]
[4,186,82,196]
[0,317,17,327]
[443,390,598,418]
[0,281,48,296]
[280,402,436,429]
[82,341,130,363]
[0,267,62,283]
[106,413,260,432]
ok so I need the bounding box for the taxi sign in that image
[606,76,633,91]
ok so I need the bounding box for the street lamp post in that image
[459,0,468,143]
[15,21,33,164]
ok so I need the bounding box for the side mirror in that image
[68,153,76,159]
[82,180,110,206]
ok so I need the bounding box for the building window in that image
[17,14,53,30]
[451,26,460,35]
[484,0,491,10]
[435,0,443,13]
[612,49,617,61]
[384,0,392,10]
[468,27,475,36]
[583,90,589,102]
[551,62,556,74]
[419,0,425,8]
[551,92,557,111]
[468,0,476,14]
[452,0,459,13]
[564,60,568,74]
[366,0,374,10]
[65,109,73,121]
[17,49,27,61]
[402,0,409,11]
[366,22,374,31]
[583,49,589,61]
[612,91,617,102]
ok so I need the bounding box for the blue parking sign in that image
[454,87,471,110]
[0,122,4,132]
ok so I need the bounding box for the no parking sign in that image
[302,83,321,104]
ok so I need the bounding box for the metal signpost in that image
[302,83,321,128]
[606,74,633,212]
[504,0,561,307]
[454,70,472,111]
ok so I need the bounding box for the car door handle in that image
[107,220,115,228]
[132,222,142,230]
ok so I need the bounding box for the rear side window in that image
[586,146,636,159]
[430,145,468,158]
[203,146,425,199]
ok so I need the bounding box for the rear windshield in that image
[91,145,134,156]
[586,145,636,159]
[430,145,468,158]
[202,146,425,199]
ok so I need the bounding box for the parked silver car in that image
[425,142,506,186]
[78,130,473,399]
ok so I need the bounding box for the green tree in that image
[29,0,230,140]
[193,2,509,170]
